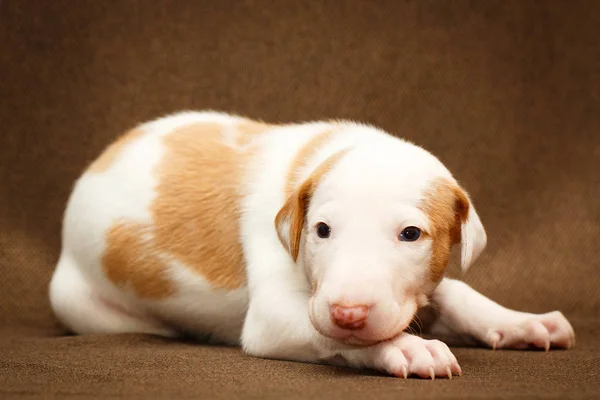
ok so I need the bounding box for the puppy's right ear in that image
[275,149,349,262]
[275,181,313,262]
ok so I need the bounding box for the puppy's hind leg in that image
[49,253,176,337]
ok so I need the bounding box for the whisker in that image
[412,314,424,336]
[405,324,418,336]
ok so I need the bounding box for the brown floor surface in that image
[1,1,599,398]
[0,320,598,399]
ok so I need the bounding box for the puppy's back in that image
[51,111,273,337]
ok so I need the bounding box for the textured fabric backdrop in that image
[1,1,599,398]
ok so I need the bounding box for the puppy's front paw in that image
[372,334,461,379]
[486,311,575,351]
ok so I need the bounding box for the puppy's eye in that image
[316,222,331,239]
[399,226,421,242]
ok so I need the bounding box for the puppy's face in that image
[276,143,487,345]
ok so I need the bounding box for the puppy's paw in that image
[372,334,461,379]
[486,311,575,351]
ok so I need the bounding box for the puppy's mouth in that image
[335,335,380,347]
[309,307,411,347]
[313,327,380,346]
[312,322,409,347]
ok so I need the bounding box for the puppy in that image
[49,111,575,379]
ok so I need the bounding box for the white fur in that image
[49,111,575,379]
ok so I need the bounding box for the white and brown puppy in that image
[49,111,575,379]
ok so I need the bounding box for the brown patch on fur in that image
[88,129,144,173]
[103,222,174,298]
[419,179,470,282]
[151,123,248,290]
[276,149,349,261]
[284,129,338,196]
[102,122,250,298]
[235,120,272,147]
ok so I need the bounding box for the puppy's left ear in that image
[454,188,487,272]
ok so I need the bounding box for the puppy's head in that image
[275,139,486,346]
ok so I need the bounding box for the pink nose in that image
[330,304,370,330]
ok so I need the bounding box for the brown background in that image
[1,0,599,398]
